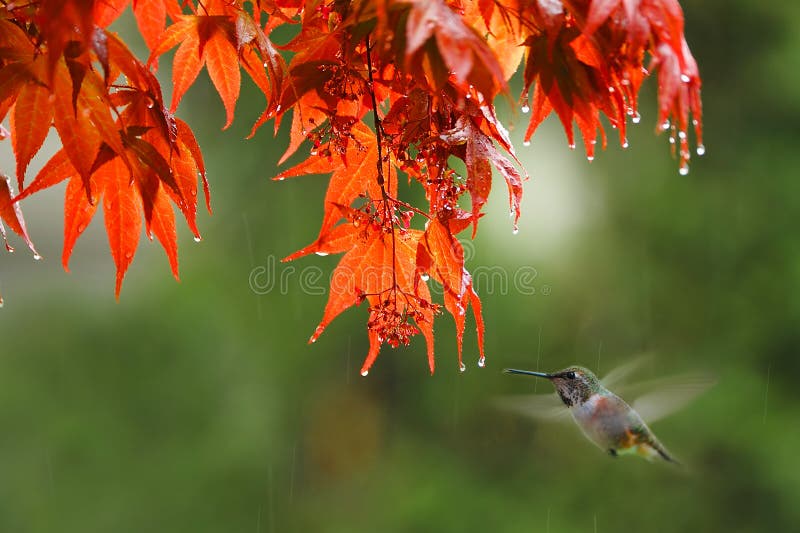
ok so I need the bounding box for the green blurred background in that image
[1,1,799,531]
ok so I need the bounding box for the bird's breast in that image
[570,394,631,449]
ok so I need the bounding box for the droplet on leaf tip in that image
[459,362,466,372]
[315,251,329,256]
[478,356,486,368]
[360,369,369,377]
[420,272,430,282]
[622,138,629,148]
[661,120,671,131]
[696,144,706,156]
[33,253,42,261]
[678,130,687,140]
[512,226,519,235]
[632,112,641,124]
[679,163,690,176]
[520,104,530,114]
[587,155,594,162]
[522,140,531,147]
[568,143,575,150]
[193,236,202,243]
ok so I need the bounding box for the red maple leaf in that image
[0,174,38,257]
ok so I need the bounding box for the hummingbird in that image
[500,361,713,463]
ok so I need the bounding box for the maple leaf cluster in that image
[0,0,703,374]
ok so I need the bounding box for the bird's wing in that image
[629,373,716,423]
[493,393,570,423]
[600,353,655,389]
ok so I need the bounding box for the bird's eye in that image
[565,371,576,379]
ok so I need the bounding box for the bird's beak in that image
[503,368,554,379]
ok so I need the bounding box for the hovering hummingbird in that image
[500,360,713,463]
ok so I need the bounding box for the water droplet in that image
[310,150,318,156]
[193,236,202,242]
[277,177,285,181]
[465,93,471,99]
[124,251,133,259]
[420,272,430,282]
[315,251,329,256]
[621,78,630,86]
[632,111,641,124]
[521,104,530,113]
[661,120,671,131]
[512,226,519,235]
[669,136,676,145]
[681,74,691,83]
[622,139,629,149]
[696,144,706,156]
[587,155,594,162]
[679,163,690,176]
[146,98,155,109]
[33,252,42,261]
[478,356,486,368]
[678,130,687,140]
[568,143,576,150]
[608,86,615,93]
[360,369,369,377]
[459,362,466,372]
[77,223,86,233]
[522,140,531,147]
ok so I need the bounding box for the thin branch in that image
[366,33,398,296]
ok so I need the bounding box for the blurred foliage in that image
[1,1,799,531]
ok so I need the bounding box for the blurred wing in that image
[630,374,717,423]
[493,393,570,423]
[600,353,655,389]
